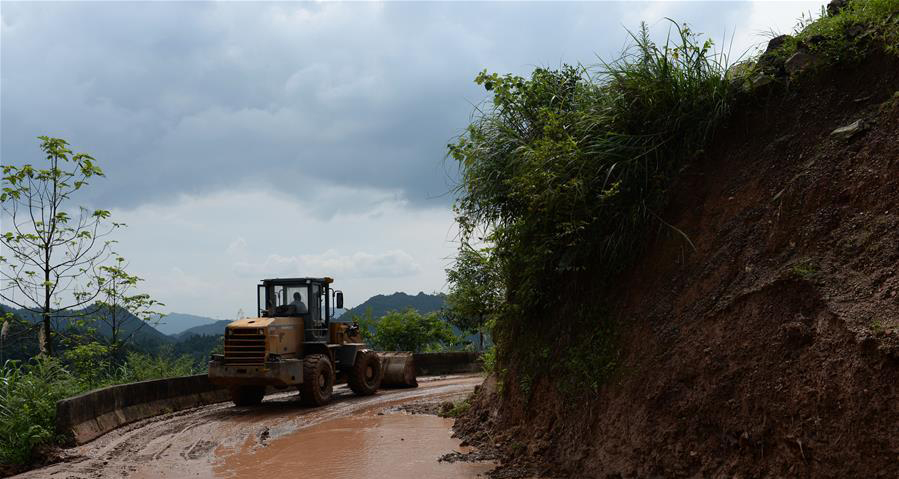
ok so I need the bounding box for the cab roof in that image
[260,277,333,285]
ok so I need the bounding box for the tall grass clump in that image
[450,21,732,396]
[0,358,80,466]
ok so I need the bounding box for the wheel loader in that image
[208,277,416,407]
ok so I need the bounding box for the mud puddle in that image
[13,376,486,479]
[216,411,495,478]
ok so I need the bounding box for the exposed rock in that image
[765,34,792,54]
[751,74,774,89]
[756,35,793,74]
[827,0,849,17]
[830,119,864,139]
[785,51,820,74]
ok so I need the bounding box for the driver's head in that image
[293,292,301,301]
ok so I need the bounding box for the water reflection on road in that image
[217,412,494,478]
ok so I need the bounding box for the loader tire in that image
[300,354,334,406]
[348,349,382,396]
[230,386,265,407]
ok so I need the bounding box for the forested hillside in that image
[339,292,446,320]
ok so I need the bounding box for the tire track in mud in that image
[13,375,482,479]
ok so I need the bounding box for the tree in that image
[1,137,119,355]
[360,308,460,353]
[89,254,163,366]
[444,244,503,351]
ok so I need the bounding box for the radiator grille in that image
[224,327,266,365]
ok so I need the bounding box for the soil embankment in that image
[456,49,899,478]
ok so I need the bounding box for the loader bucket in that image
[378,352,418,388]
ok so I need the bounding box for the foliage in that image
[450,21,732,396]
[0,349,198,466]
[116,349,197,383]
[359,308,462,352]
[480,345,497,374]
[171,334,223,369]
[439,397,471,418]
[444,245,503,351]
[63,342,112,389]
[86,255,164,365]
[0,357,80,465]
[746,0,899,82]
[1,137,120,355]
[793,0,899,59]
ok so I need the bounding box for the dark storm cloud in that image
[1,1,758,212]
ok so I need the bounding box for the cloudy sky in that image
[1,1,819,319]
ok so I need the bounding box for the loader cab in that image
[256,277,344,343]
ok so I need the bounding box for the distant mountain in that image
[0,303,173,345]
[176,319,231,339]
[339,292,446,321]
[155,312,221,335]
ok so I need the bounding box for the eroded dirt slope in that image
[457,51,899,478]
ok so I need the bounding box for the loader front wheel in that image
[348,349,382,396]
[300,354,334,406]
[230,386,265,407]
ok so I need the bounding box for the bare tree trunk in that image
[42,269,52,355]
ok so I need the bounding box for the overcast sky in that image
[1,1,820,319]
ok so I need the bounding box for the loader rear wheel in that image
[230,386,265,407]
[348,349,382,396]
[300,354,334,406]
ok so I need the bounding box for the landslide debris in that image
[453,3,899,478]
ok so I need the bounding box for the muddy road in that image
[16,375,490,479]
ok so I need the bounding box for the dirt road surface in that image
[15,375,491,479]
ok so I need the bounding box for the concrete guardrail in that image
[56,352,483,445]
[56,374,229,445]
[413,351,482,376]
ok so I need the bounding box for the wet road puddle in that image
[215,412,494,478]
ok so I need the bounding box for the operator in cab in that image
[289,292,308,314]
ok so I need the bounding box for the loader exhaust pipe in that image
[378,352,418,388]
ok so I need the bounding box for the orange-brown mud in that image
[13,375,490,479]
[217,413,493,479]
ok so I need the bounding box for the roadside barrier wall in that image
[56,374,230,445]
[413,351,482,375]
[56,352,483,445]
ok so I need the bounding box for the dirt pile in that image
[455,49,899,478]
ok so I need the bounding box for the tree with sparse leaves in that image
[1,137,120,355]
[90,254,164,365]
